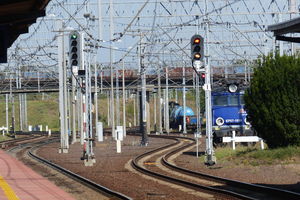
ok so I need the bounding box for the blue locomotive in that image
[212,85,253,144]
[169,102,197,130]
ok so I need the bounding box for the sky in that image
[1,0,299,76]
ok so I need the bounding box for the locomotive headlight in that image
[228,84,238,93]
[216,117,224,126]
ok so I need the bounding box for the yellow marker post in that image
[0,176,20,200]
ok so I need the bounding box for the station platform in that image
[0,150,75,200]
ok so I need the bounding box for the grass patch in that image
[212,145,300,166]
[0,135,10,142]
[0,94,60,131]
[27,100,60,130]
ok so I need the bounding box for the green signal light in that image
[71,34,78,39]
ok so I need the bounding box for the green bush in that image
[214,146,300,166]
[244,54,300,148]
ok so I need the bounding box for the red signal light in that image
[199,73,205,85]
[194,38,201,44]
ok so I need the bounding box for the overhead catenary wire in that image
[1,0,294,75]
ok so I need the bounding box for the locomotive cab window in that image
[213,95,227,106]
[240,95,245,105]
[213,93,245,106]
[228,95,239,106]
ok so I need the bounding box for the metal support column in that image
[11,94,15,134]
[77,88,82,144]
[72,69,77,144]
[23,94,27,131]
[133,93,136,126]
[116,69,120,126]
[204,0,215,165]
[58,22,69,153]
[79,84,84,145]
[9,74,15,133]
[157,65,162,134]
[183,63,187,134]
[163,89,166,131]
[195,72,201,135]
[94,60,99,140]
[84,49,95,166]
[153,93,157,133]
[165,67,169,134]
[136,90,139,126]
[140,54,148,146]
[5,94,8,133]
[107,91,110,126]
[122,60,126,137]
[146,91,150,134]
[109,0,115,138]
[17,68,22,131]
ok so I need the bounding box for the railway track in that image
[6,136,132,200]
[0,135,45,149]
[132,135,300,200]
[5,132,299,200]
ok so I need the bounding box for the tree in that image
[244,54,300,148]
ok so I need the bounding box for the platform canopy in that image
[267,16,300,43]
[0,0,50,63]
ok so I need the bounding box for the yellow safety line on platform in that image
[0,176,20,200]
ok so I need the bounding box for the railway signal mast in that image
[69,31,95,166]
[139,34,148,146]
[69,31,80,146]
[190,35,204,136]
[191,33,216,166]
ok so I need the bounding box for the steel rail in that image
[132,135,254,200]
[162,136,300,200]
[0,135,43,149]
[28,140,132,200]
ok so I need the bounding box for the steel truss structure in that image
[1,0,298,75]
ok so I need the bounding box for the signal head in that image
[69,31,80,67]
[191,34,204,62]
